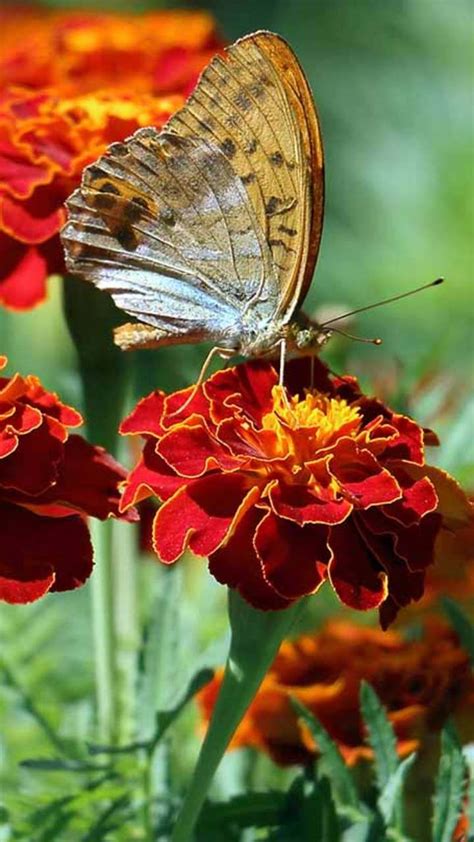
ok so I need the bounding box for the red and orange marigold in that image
[0,355,137,604]
[119,358,474,628]
[0,7,222,309]
[198,619,474,767]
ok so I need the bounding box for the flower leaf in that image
[442,597,474,666]
[196,791,287,834]
[359,681,399,793]
[432,723,466,842]
[290,697,360,813]
[377,753,416,832]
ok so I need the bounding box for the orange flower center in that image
[261,386,362,462]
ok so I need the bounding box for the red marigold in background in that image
[0,7,222,309]
[198,619,474,767]
[0,356,137,604]
[119,358,474,628]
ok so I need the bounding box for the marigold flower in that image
[0,8,222,309]
[197,619,474,767]
[0,355,137,604]
[119,358,473,627]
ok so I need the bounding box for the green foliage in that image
[359,681,399,793]
[432,724,467,842]
[290,697,360,815]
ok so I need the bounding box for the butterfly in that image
[61,30,328,383]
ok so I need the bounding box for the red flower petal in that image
[269,480,352,526]
[208,506,292,610]
[0,235,48,309]
[163,384,209,425]
[153,475,260,563]
[0,502,93,604]
[158,422,238,477]
[328,520,388,610]
[119,391,166,437]
[0,419,63,495]
[361,506,441,571]
[1,190,64,244]
[380,414,424,465]
[22,377,83,427]
[32,435,138,520]
[383,475,438,527]
[329,439,402,508]
[404,464,472,527]
[204,361,277,426]
[120,439,186,510]
[255,511,330,599]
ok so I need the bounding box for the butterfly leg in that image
[278,338,287,386]
[170,345,234,418]
[310,354,315,389]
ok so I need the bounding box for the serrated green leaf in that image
[442,598,474,666]
[432,724,466,842]
[291,697,360,812]
[360,681,399,793]
[378,753,416,831]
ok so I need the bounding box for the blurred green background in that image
[1,1,473,838]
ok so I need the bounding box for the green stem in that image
[90,519,118,744]
[63,274,131,744]
[171,591,307,842]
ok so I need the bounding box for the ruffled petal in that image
[0,502,93,603]
[328,520,388,610]
[208,506,291,609]
[255,511,329,599]
[269,480,352,525]
[158,422,238,477]
[119,391,165,437]
[120,439,186,509]
[153,474,260,562]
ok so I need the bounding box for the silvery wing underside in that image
[61,31,324,355]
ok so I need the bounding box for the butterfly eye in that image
[295,329,312,349]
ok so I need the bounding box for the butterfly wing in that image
[61,31,323,351]
[169,30,324,320]
[63,128,278,349]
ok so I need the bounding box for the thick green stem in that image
[63,275,131,743]
[90,519,117,743]
[171,591,307,842]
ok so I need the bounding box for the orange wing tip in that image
[114,323,165,351]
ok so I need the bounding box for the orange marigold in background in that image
[0,356,137,603]
[120,358,473,628]
[0,6,222,309]
[198,619,474,767]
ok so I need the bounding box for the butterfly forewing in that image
[61,31,324,352]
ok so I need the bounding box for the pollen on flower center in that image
[262,386,362,457]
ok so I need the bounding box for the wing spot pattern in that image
[102,182,120,194]
[221,138,237,158]
[270,151,284,167]
[116,226,138,251]
[278,224,297,236]
[160,207,176,227]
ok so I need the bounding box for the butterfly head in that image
[287,317,332,355]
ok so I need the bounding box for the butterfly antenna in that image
[320,278,444,327]
[331,327,382,345]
